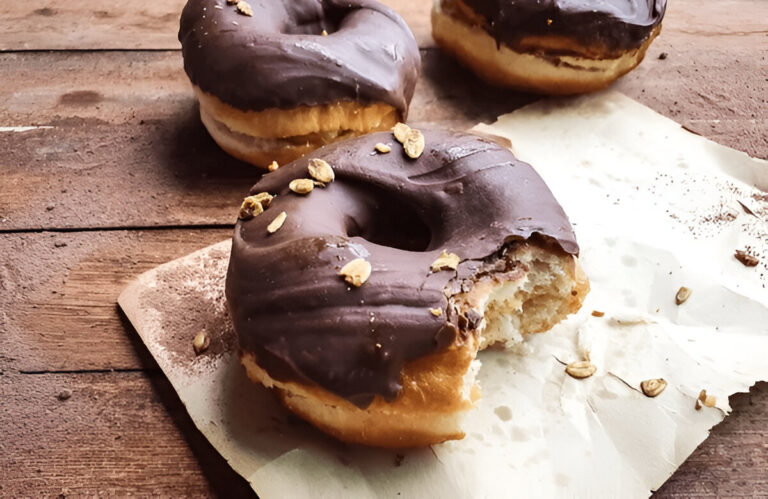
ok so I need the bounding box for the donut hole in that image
[281,3,349,36]
[344,196,431,252]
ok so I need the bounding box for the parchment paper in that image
[119,91,768,498]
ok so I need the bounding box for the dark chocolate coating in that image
[179,0,420,115]
[459,0,666,51]
[225,130,579,407]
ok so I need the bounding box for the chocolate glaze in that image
[179,0,420,115]
[456,0,666,52]
[225,130,579,407]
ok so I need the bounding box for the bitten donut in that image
[225,128,589,447]
[432,0,666,94]
[179,0,420,167]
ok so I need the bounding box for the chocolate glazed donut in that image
[179,0,420,167]
[226,129,589,447]
[432,0,667,94]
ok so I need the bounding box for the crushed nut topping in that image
[430,308,442,317]
[238,196,264,220]
[403,128,425,159]
[565,360,597,379]
[591,310,605,317]
[392,122,411,143]
[375,142,392,154]
[267,211,287,234]
[289,178,314,195]
[193,331,210,355]
[696,389,716,410]
[339,258,372,287]
[308,158,335,183]
[236,0,253,16]
[268,160,279,171]
[252,191,273,209]
[734,249,759,267]
[641,378,667,397]
[431,250,460,272]
[675,286,692,305]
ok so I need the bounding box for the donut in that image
[431,0,666,94]
[178,0,421,168]
[225,128,589,447]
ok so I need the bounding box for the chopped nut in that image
[339,258,372,287]
[252,191,273,209]
[392,122,411,143]
[268,160,279,171]
[321,29,328,36]
[193,331,210,355]
[675,286,692,305]
[591,310,605,317]
[238,196,264,220]
[267,211,287,234]
[697,389,716,409]
[313,181,326,188]
[403,128,425,159]
[236,0,253,16]
[431,250,460,272]
[641,378,667,397]
[289,178,314,195]
[375,142,391,154]
[565,360,597,379]
[735,249,759,267]
[430,308,442,317]
[308,158,335,183]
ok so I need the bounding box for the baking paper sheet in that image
[118,91,768,498]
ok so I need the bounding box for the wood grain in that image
[0,370,252,497]
[1,43,766,231]
[0,229,231,372]
[1,0,765,51]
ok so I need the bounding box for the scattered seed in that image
[565,360,597,379]
[193,331,210,355]
[268,160,279,171]
[591,310,605,317]
[267,211,287,234]
[321,29,328,36]
[735,249,759,267]
[57,389,72,401]
[403,128,425,159]
[392,122,411,143]
[430,308,442,317]
[641,378,667,397]
[431,250,460,272]
[339,258,372,287]
[236,0,253,16]
[375,142,391,154]
[238,196,264,220]
[658,52,668,60]
[289,178,314,195]
[675,286,692,305]
[308,158,335,183]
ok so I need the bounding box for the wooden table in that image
[1,0,766,496]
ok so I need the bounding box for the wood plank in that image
[0,367,765,496]
[0,370,252,497]
[2,42,766,231]
[0,228,231,373]
[0,0,765,51]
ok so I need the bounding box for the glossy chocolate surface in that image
[225,130,579,407]
[179,0,420,115]
[458,0,666,51]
